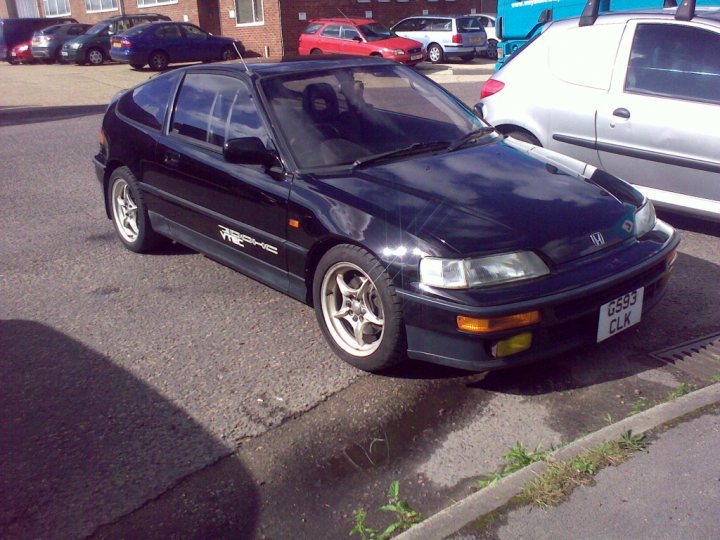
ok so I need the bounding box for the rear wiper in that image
[447,127,496,152]
[352,141,450,169]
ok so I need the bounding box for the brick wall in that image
[217,0,283,58]
[47,0,204,25]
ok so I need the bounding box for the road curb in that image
[396,383,720,540]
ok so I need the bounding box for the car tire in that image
[504,128,541,146]
[310,48,322,55]
[148,50,169,71]
[130,63,144,70]
[427,43,444,64]
[220,46,236,61]
[108,167,161,253]
[486,40,498,60]
[87,47,104,66]
[313,245,405,372]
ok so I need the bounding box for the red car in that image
[298,18,424,66]
[10,40,34,64]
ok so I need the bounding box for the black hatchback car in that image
[93,56,679,373]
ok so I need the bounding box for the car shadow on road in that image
[0,319,259,539]
[0,104,110,127]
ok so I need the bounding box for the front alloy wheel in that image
[427,43,444,64]
[111,178,139,244]
[87,48,104,65]
[314,245,404,371]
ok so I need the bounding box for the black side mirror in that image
[223,137,278,168]
[352,36,363,42]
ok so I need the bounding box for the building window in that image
[137,0,178,7]
[84,0,118,12]
[43,0,71,16]
[236,0,264,24]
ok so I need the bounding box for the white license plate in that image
[11,52,16,56]
[410,54,422,61]
[469,36,480,43]
[112,42,121,48]
[61,51,68,56]
[597,287,644,342]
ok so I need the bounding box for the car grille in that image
[408,47,422,54]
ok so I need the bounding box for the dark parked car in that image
[93,56,679,373]
[1,16,77,62]
[31,23,92,63]
[109,21,243,70]
[61,13,170,65]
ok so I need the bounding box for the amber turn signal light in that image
[457,310,541,334]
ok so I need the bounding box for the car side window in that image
[303,22,323,34]
[394,19,417,32]
[341,26,361,41]
[171,74,268,149]
[155,25,182,39]
[431,19,452,32]
[321,24,341,38]
[117,70,180,130]
[625,23,720,104]
[183,24,207,39]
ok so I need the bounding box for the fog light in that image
[457,310,540,334]
[492,332,533,358]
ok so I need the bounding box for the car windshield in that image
[260,63,493,170]
[87,20,110,34]
[39,25,62,35]
[457,17,483,33]
[124,23,151,36]
[358,23,394,42]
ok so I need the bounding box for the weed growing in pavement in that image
[603,413,614,425]
[476,442,548,489]
[629,396,650,416]
[709,374,720,384]
[520,430,647,508]
[350,481,423,539]
[667,382,697,400]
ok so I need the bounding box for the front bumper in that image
[400,227,680,371]
[61,47,83,63]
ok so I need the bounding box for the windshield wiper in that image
[447,127,496,152]
[352,141,450,169]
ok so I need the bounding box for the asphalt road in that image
[1,61,719,539]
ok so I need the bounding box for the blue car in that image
[109,22,244,71]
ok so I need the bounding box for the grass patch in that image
[476,442,548,489]
[667,382,697,400]
[629,396,650,416]
[350,481,423,539]
[520,430,647,508]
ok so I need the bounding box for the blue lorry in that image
[495,0,715,67]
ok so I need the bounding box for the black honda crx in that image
[94,56,679,372]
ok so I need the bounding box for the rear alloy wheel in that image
[313,245,405,372]
[220,46,237,61]
[109,167,160,253]
[148,50,169,71]
[427,43,444,64]
[486,39,499,60]
[87,47,104,65]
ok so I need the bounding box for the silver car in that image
[391,15,487,63]
[479,7,720,221]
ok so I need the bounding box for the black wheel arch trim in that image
[553,133,720,174]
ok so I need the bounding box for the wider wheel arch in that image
[495,124,542,146]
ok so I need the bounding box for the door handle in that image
[163,151,180,167]
[612,108,630,119]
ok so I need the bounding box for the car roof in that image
[310,17,376,25]
[551,6,720,26]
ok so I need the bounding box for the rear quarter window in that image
[547,23,625,90]
[117,71,180,129]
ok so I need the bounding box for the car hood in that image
[325,138,640,265]
[374,36,423,50]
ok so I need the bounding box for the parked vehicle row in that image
[3,13,243,70]
[479,1,720,222]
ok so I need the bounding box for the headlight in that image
[18,45,29,51]
[393,49,405,55]
[70,42,82,49]
[419,251,549,289]
[635,200,656,237]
